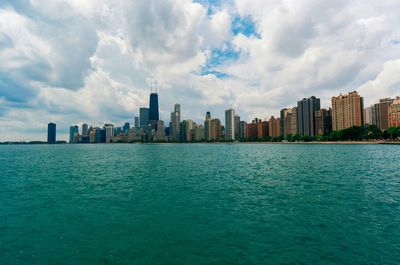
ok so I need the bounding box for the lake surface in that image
[1,144,400,264]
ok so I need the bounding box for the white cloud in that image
[0,0,400,140]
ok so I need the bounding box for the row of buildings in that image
[47,91,400,143]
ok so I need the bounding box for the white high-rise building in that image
[225,109,235,141]
[170,103,181,142]
[104,124,114,143]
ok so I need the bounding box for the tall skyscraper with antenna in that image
[148,80,159,129]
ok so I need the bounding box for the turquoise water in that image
[1,144,400,264]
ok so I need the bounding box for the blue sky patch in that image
[195,43,241,78]
[231,15,260,38]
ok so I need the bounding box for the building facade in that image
[149,92,159,127]
[225,109,235,141]
[47,123,56,144]
[297,96,320,136]
[170,103,181,142]
[332,91,364,131]
[269,116,281,138]
[389,97,400,128]
[69,125,79,143]
[104,124,114,143]
[238,121,247,139]
[315,108,332,136]
[377,98,394,130]
[139,107,150,129]
[284,107,297,137]
[234,115,240,139]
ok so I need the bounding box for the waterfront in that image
[1,144,400,264]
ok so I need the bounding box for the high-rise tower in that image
[297,96,320,136]
[47,123,56,144]
[149,92,159,125]
[170,103,181,142]
[225,109,235,141]
[331,91,363,131]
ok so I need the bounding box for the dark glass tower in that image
[296,96,320,137]
[149,92,159,123]
[47,123,56,144]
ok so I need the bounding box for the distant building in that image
[47,123,56,144]
[315,108,332,136]
[280,108,288,136]
[297,96,320,136]
[95,128,106,143]
[194,125,205,141]
[247,118,263,139]
[364,105,378,126]
[205,118,221,141]
[89,129,96,143]
[332,91,364,131]
[238,121,247,139]
[82,123,88,136]
[153,120,168,142]
[140,107,150,129]
[104,124,114,143]
[180,120,194,142]
[262,121,269,138]
[225,109,235,141]
[284,107,297,137]
[377,98,394,130]
[122,122,130,133]
[234,115,240,139]
[170,103,181,142]
[269,116,281,138]
[69,125,79,143]
[204,111,212,141]
[134,116,140,129]
[149,92,159,128]
[389,97,400,128]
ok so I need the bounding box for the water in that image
[1,144,400,264]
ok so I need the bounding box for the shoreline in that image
[1,141,399,145]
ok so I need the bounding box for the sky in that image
[0,0,400,141]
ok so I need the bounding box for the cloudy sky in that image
[0,0,399,141]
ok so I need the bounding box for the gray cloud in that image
[0,0,399,141]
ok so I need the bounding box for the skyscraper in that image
[332,91,364,131]
[297,96,320,136]
[315,108,332,136]
[204,111,212,141]
[180,120,194,142]
[225,109,235,141]
[389,97,400,128]
[149,92,159,126]
[280,108,288,136]
[140,107,150,128]
[47,123,56,144]
[134,116,139,129]
[104,124,114,143]
[69,125,79,143]
[284,107,297,137]
[152,120,168,142]
[170,103,181,142]
[234,115,240,139]
[123,122,130,132]
[206,111,211,120]
[269,116,281,138]
[238,121,247,139]
[82,123,88,136]
[377,98,394,131]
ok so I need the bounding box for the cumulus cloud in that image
[0,0,399,140]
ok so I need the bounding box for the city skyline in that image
[43,90,399,144]
[1,0,400,141]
